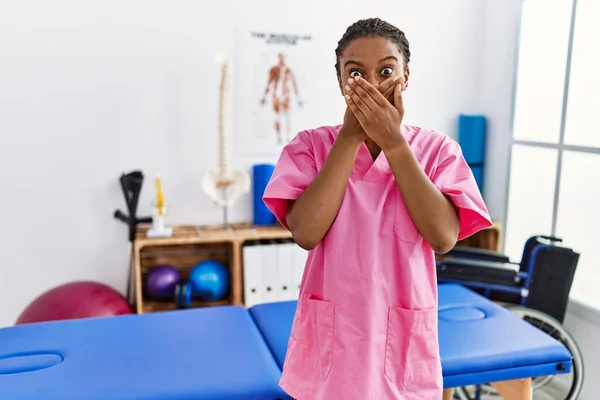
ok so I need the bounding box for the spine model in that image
[216,52,231,185]
[202,52,250,213]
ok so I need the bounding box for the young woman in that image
[263,18,492,399]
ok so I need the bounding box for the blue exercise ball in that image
[189,260,230,301]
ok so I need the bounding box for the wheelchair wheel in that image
[453,306,584,400]
[507,306,584,399]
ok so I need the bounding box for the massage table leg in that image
[442,388,454,400]
[442,378,533,400]
[491,378,533,400]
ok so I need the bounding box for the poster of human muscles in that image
[234,30,318,156]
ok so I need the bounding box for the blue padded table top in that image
[249,284,573,388]
[438,284,572,387]
[0,306,287,400]
[248,301,297,369]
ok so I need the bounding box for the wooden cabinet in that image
[456,222,503,252]
[129,224,292,314]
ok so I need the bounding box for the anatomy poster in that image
[234,30,318,156]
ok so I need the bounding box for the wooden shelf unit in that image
[131,224,292,314]
[129,222,502,314]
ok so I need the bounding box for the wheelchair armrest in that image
[438,257,519,274]
[517,271,529,280]
[437,258,525,287]
[446,246,511,263]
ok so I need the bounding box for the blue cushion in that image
[0,306,287,399]
[458,114,487,165]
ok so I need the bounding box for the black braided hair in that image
[335,18,411,77]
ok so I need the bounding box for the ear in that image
[403,67,410,91]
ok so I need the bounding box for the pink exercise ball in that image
[16,281,134,325]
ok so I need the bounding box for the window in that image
[511,0,572,144]
[563,0,600,148]
[555,151,600,309]
[504,145,558,261]
[505,0,600,308]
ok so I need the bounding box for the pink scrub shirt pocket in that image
[384,306,440,392]
[289,294,335,380]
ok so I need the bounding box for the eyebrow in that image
[344,55,398,68]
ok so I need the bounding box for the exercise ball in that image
[189,260,230,301]
[145,265,181,299]
[16,281,133,325]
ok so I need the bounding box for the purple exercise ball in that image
[145,265,181,298]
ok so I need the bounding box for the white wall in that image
[478,0,522,226]
[0,0,520,327]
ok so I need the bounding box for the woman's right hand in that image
[287,78,399,248]
[340,105,367,143]
[339,77,400,143]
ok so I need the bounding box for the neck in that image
[364,138,381,161]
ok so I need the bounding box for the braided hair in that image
[335,18,411,77]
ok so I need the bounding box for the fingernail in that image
[344,94,350,100]
[347,78,353,84]
[345,85,350,91]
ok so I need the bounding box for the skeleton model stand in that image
[202,52,250,227]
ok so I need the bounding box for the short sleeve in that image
[432,138,493,241]
[263,131,318,230]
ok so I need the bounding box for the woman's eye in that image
[381,67,394,75]
[349,70,362,78]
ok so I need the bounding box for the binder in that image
[261,241,279,303]
[276,241,295,301]
[242,243,263,307]
[291,245,308,299]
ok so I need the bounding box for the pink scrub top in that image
[263,124,492,400]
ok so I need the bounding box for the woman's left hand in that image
[344,76,406,151]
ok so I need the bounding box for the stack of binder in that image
[242,239,308,307]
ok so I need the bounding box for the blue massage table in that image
[0,284,571,399]
[249,284,573,395]
[0,306,287,400]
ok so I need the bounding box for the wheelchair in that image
[436,235,584,400]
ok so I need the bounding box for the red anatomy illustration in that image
[260,53,303,144]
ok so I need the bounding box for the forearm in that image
[263,80,273,96]
[286,132,361,250]
[384,142,460,254]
